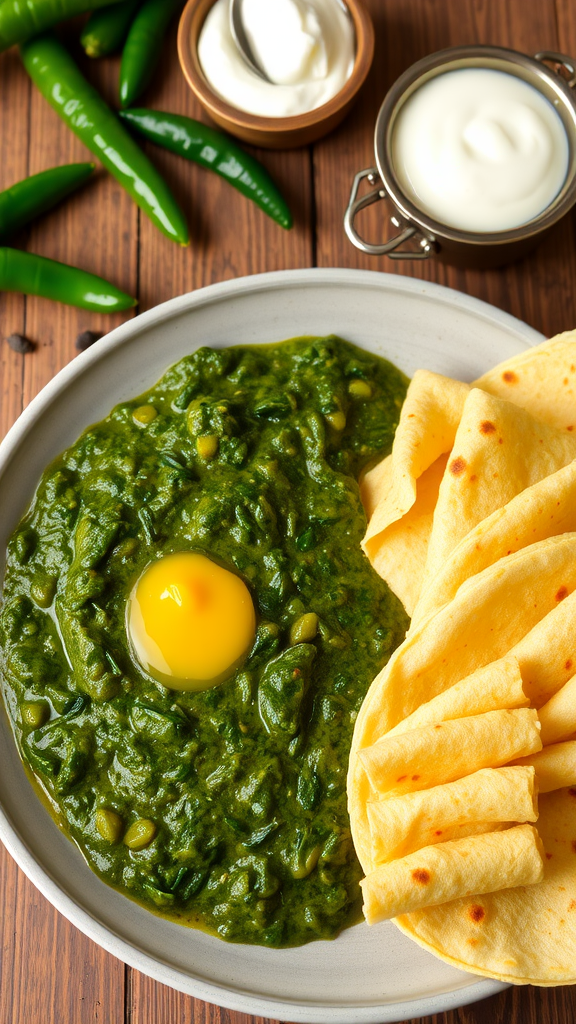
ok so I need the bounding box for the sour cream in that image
[197,0,355,118]
[391,68,569,233]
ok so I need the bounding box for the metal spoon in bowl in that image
[229,0,271,81]
[229,0,352,85]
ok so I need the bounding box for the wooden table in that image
[2,1,576,1021]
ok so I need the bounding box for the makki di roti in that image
[0,335,409,948]
[351,331,576,986]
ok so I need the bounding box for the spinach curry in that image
[0,336,408,947]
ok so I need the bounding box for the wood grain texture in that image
[2,1,576,1022]
[0,49,28,439]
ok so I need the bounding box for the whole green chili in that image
[0,163,95,242]
[81,0,142,58]
[119,0,184,109]
[0,248,136,312]
[119,109,293,229]
[0,0,123,52]
[21,34,190,246]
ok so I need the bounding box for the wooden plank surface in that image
[1,1,576,1022]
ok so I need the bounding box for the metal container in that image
[344,46,576,268]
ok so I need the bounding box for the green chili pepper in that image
[81,0,142,58]
[0,0,124,52]
[119,109,293,229]
[0,163,95,242]
[21,34,189,246]
[0,248,136,312]
[119,0,184,109]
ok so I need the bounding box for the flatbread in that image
[363,456,447,615]
[367,766,537,864]
[359,709,541,798]
[349,538,576,873]
[361,333,576,616]
[412,460,576,629]
[474,331,576,432]
[361,825,544,924]
[387,655,528,738]
[417,392,576,606]
[514,742,576,793]
[539,677,576,746]
[395,790,576,985]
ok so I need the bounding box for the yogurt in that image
[391,68,570,233]
[197,0,355,118]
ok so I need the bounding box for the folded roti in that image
[363,456,447,615]
[362,333,576,614]
[348,537,576,872]
[361,825,544,924]
[355,534,576,746]
[386,655,528,738]
[367,766,537,865]
[417,393,576,607]
[474,331,576,432]
[395,790,576,985]
[412,460,576,629]
[359,709,541,798]
[361,370,469,549]
[514,741,576,793]
[509,588,576,708]
[361,369,468,613]
[538,677,576,746]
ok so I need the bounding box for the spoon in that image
[229,0,352,84]
[229,0,272,82]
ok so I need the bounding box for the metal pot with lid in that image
[344,45,576,268]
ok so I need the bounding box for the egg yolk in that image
[128,552,256,691]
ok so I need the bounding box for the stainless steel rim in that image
[374,44,576,247]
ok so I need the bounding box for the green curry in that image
[0,336,408,946]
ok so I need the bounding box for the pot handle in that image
[344,168,436,259]
[534,51,576,88]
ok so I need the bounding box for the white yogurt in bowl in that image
[391,67,569,233]
[345,46,576,267]
[197,0,355,118]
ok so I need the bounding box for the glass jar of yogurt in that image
[345,46,576,267]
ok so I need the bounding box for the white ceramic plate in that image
[0,269,544,1023]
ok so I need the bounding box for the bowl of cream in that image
[178,0,374,147]
[345,46,576,267]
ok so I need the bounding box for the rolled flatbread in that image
[361,824,544,924]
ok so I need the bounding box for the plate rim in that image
[0,268,543,1023]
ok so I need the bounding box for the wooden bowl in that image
[177,0,375,149]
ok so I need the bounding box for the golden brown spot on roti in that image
[498,437,503,444]
[411,774,420,781]
[569,788,576,798]
[467,938,479,946]
[569,900,576,911]
[564,378,569,386]
[502,370,518,384]
[449,457,467,476]
[435,830,443,836]
[469,474,477,482]
[546,852,553,859]
[435,724,442,729]
[556,586,569,602]
[572,841,576,853]
[571,365,575,373]
[568,426,574,432]
[396,775,407,783]
[480,421,496,434]
[411,868,430,886]
[407,413,415,418]
[566,659,573,671]
[468,904,485,924]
